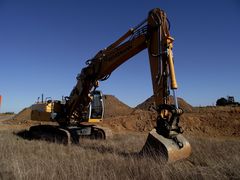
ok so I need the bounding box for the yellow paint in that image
[167,36,178,89]
[88,118,102,123]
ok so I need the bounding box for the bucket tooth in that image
[141,129,191,163]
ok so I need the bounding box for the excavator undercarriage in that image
[28,124,112,144]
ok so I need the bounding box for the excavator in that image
[28,8,191,162]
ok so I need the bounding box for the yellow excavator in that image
[29,8,191,162]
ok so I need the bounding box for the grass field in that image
[0,130,239,180]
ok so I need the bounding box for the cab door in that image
[88,90,104,122]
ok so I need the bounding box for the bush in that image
[216,97,228,106]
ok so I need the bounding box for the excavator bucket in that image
[141,129,191,163]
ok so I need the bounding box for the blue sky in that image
[0,0,239,113]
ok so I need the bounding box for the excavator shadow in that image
[15,130,167,164]
[14,125,71,145]
[15,126,189,163]
[15,128,166,162]
[15,128,141,158]
[15,130,32,140]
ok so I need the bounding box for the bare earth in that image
[2,95,240,137]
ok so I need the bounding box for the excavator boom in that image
[63,9,176,123]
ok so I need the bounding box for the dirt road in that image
[0,115,14,122]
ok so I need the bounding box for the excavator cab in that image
[88,90,104,122]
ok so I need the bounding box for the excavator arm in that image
[64,29,146,125]
[55,8,191,162]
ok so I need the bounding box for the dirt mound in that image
[103,95,133,118]
[103,94,240,137]
[1,107,34,128]
[103,109,157,132]
[13,108,32,123]
[135,95,193,112]
[104,106,240,137]
[180,106,240,137]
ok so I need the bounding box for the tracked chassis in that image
[28,124,112,145]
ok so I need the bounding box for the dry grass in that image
[0,130,239,180]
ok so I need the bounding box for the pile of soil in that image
[103,95,133,118]
[135,95,193,112]
[1,107,36,128]
[180,106,240,137]
[103,95,240,138]
[12,108,32,123]
[103,109,156,132]
[104,106,240,137]
[102,95,157,132]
